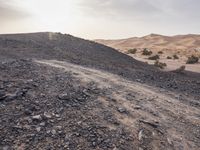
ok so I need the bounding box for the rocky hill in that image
[0,32,200,149]
[0,32,143,66]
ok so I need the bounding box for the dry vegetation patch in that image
[148,55,160,60]
[167,56,172,59]
[154,60,167,69]
[127,48,137,54]
[173,54,179,60]
[186,55,199,64]
[142,48,152,56]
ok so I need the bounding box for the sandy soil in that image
[95,34,200,73]
[131,53,200,73]
[95,34,200,53]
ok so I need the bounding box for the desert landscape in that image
[0,32,200,150]
[96,34,200,73]
[1,0,200,150]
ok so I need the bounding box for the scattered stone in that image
[138,130,144,141]
[82,89,90,96]
[167,138,173,145]
[117,107,127,113]
[159,89,166,92]
[56,126,62,130]
[23,125,31,130]
[46,130,51,134]
[58,94,70,100]
[12,125,23,130]
[43,112,52,119]
[134,105,142,110]
[57,118,62,121]
[40,122,46,126]
[0,50,199,150]
[32,115,42,121]
[36,127,41,132]
[24,109,33,115]
[92,142,97,147]
[50,120,55,123]
[77,121,82,125]
[125,93,136,101]
[51,129,57,135]
[4,93,17,101]
[136,79,142,82]
[54,114,60,118]
[139,120,159,128]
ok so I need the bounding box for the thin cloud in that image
[78,0,163,20]
[0,0,199,38]
[0,0,30,21]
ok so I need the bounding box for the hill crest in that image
[95,33,200,51]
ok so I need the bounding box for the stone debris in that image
[0,42,199,150]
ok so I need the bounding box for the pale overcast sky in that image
[0,0,200,39]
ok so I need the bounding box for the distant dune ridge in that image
[95,34,200,53]
[95,33,200,73]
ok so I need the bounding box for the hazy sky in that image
[0,0,200,39]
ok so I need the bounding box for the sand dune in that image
[95,34,200,55]
[95,34,200,73]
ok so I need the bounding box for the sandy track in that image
[36,59,200,150]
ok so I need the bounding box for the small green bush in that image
[186,55,199,64]
[127,48,137,54]
[167,56,172,59]
[148,55,160,60]
[173,54,179,59]
[154,60,167,69]
[142,48,152,55]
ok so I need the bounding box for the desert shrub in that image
[127,48,137,54]
[167,56,172,59]
[142,48,152,55]
[154,60,167,69]
[148,55,160,60]
[158,51,163,54]
[173,65,186,74]
[173,54,179,59]
[186,55,199,64]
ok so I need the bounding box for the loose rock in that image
[58,94,69,100]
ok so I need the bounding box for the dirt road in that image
[36,59,200,150]
[0,32,199,149]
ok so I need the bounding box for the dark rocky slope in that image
[0,32,199,99]
[1,60,199,149]
[0,33,200,149]
[0,60,137,149]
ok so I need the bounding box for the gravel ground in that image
[0,32,200,149]
[0,60,136,149]
[0,59,199,150]
[0,32,199,99]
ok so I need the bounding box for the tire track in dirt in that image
[36,59,200,150]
